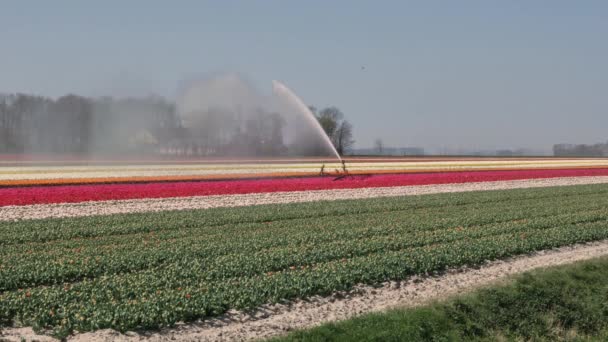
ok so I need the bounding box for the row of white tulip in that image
[3,175,608,222]
[2,159,608,181]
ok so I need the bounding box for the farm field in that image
[4,2,607,340]
[2,158,608,340]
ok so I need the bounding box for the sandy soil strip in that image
[0,156,605,166]
[3,159,608,180]
[6,166,608,187]
[3,158,608,172]
[3,240,608,342]
[3,176,608,222]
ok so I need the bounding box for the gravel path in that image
[3,240,608,342]
[3,175,608,221]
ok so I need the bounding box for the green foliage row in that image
[2,190,607,291]
[1,184,608,337]
[2,183,605,246]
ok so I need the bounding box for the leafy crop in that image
[1,184,608,337]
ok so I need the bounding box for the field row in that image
[3,168,608,206]
[3,176,608,222]
[4,159,608,173]
[2,184,608,337]
[3,159,608,186]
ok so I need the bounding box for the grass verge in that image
[274,256,608,341]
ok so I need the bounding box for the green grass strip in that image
[274,256,608,341]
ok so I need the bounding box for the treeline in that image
[0,93,180,155]
[553,143,608,157]
[180,106,353,157]
[0,93,353,157]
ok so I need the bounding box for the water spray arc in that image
[177,74,343,160]
[271,80,342,161]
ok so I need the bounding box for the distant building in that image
[394,147,425,156]
[351,147,425,156]
[553,142,608,157]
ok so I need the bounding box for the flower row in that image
[2,168,608,207]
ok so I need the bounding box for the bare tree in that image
[314,106,356,156]
[0,93,355,158]
[0,96,7,152]
[317,107,343,139]
[307,105,317,116]
[334,120,354,155]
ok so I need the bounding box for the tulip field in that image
[2,157,608,339]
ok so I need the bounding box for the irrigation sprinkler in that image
[333,159,350,181]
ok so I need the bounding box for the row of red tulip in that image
[2,167,608,207]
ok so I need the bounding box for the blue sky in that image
[1,1,607,151]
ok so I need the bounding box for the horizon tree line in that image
[0,93,354,157]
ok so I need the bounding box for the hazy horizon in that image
[1,1,607,153]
